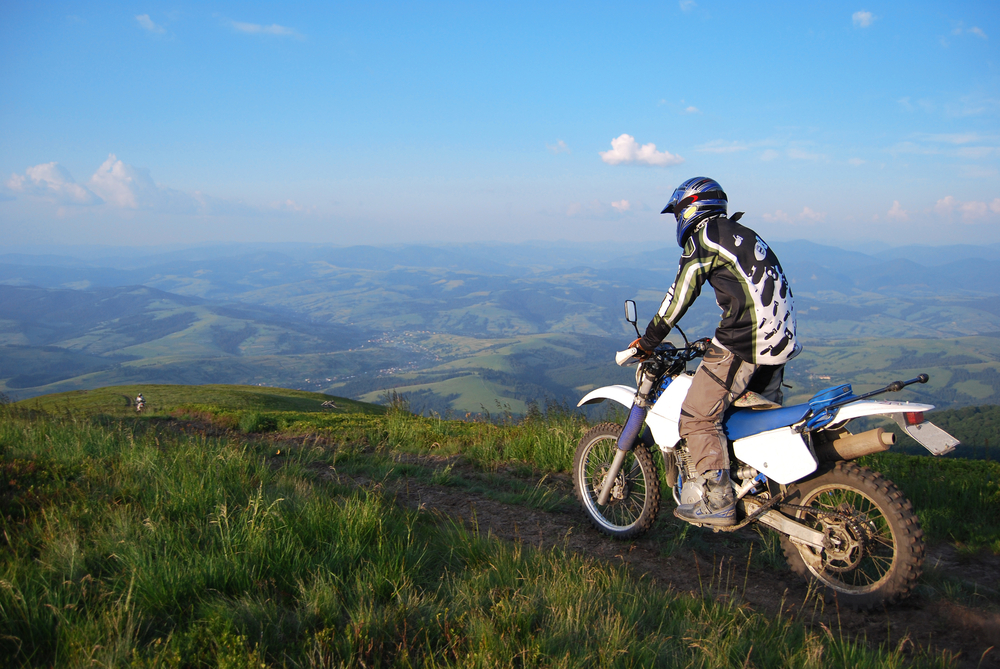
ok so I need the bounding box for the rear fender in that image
[831,400,934,422]
[828,400,958,456]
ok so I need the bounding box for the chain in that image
[715,491,785,532]
[716,495,858,534]
[776,502,870,544]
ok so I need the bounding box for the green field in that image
[4,384,985,667]
[783,335,1000,408]
[12,383,384,416]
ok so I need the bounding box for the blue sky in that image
[1,1,997,248]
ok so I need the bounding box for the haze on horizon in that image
[1,1,998,250]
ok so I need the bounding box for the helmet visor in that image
[661,186,687,215]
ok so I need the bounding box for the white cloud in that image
[918,132,985,144]
[599,134,684,167]
[684,106,700,114]
[848,158,866,166]
[761,210,792,223]
[88,154,186,211]
[852,11,875,28]
[761,207,826,224]
[956,146,998,159]
[787,147,827,161]
[934,195,957,216]
[934,195,1000,222]
[11,154,308,220]
[86,154,253,215]
[951,22,988,40]
[270,199,314,213]
[546,140,571,154]
[566,199,608,217]
[567,199,648,218]
[799,207,827,222]
[679,0,697,12]
[760,149,780,162]
[136,14,165,33]
[230,21,301,38]
[960,165,999,179]
[887,201,909,221]
[697,140,748,154]
[7,163,102,205]
[891,134,999,159]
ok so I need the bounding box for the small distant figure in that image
[321,400,338,409]
[135,393,145,413]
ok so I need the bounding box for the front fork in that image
[596,402,648,505]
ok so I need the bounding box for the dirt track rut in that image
[324,452,1000,669]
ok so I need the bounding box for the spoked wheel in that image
[781,462,924,609]
[573,422,660,539]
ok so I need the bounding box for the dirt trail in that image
[324,452,1000,669]
[170,420,1000,667]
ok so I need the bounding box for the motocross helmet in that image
[661,177,728,247]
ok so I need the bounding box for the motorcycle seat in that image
[723,403,811,441]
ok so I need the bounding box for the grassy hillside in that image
[783,335,1000,408]
[0,284,379,400]
[1,390,983,666]
[12,383,384,416]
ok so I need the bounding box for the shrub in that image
[239,411,278,434]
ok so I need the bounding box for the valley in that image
[3,240,1000,418]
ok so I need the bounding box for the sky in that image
[1,1,998,249]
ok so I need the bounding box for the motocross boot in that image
[674,469,737,527]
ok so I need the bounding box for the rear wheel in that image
[780,462,924,609]
[573,423,660,539]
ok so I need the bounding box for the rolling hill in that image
[2,240,1000,414]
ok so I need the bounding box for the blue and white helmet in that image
[661,177,728,247]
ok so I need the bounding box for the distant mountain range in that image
[2,240,1000,413]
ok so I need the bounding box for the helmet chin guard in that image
[662,177,728,246]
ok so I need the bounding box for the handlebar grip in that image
[615,347,640,366]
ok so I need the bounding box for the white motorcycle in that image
[573,300,959,608]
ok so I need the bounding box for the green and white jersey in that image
[640,215,800,365]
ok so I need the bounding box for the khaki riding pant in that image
[679,342,785,474]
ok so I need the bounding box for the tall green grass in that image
[861,452,1000,553]
[0,409,954,667]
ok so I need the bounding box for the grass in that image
[13,383,384,416]
[860,452,1000,553]
[0,406,956,668]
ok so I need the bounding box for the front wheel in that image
[573,423,660,539]
[780,461,925,609]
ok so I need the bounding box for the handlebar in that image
[617,339,709,367]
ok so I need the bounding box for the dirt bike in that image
[572,300,959,609]
[136,398,145,413]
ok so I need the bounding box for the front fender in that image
[577,384,636,409]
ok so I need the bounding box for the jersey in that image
[639,214,800,365]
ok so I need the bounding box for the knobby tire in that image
[573,422,661,539]
[780,461,924,609]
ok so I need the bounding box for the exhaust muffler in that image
[814,427,895,461]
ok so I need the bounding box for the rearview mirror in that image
[624,300,637,324]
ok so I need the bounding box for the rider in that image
[631,177,800,527]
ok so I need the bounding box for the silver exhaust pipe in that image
[814,427,895,461]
